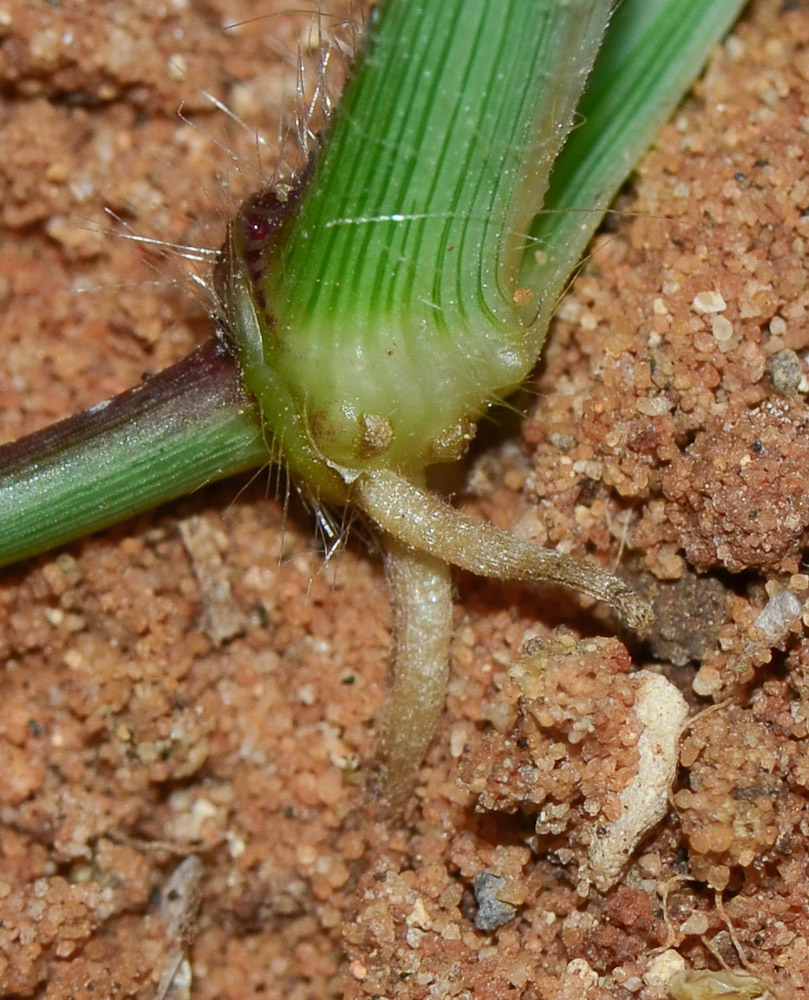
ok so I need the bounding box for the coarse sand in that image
[0,1,808,997]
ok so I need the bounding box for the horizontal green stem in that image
[0,338,266,566]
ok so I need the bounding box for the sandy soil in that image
[1,1,808,997]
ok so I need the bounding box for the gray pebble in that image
[766,349,803,393]
[473,871,517,931]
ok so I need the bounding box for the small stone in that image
[636,396,672,417]
[473,872,517,931]
[679,911,709,936]
[167,52,188,82]
[711,315,734,343]
[349,961,368,981]
[405,897,432,931]
[643,949,686,988]
[766,348,803,393]
[359,412,395,457]
[566,958,598,986]
[751,586,803,644]
[512,286,535,306]
[691,290,727,314]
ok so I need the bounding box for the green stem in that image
[0,338,265,565]
[226,0,614,499]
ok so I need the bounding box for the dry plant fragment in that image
[583,670,688,892]
[156,855,203,1000]
[372,538,452,810]
[668,968,770,1000]
[179,514,247,645]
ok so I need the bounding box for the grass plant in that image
[0,0,747,806]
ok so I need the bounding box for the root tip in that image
[615,590,655,633]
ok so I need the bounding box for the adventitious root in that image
[354,469,653,630]
[354,468,653,808]
[374,539,453,814]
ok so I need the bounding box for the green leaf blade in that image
[526,0,749,331]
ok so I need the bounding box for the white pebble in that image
[692,290,727,314]
[583,672,688,892]
[711,315,734,342]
